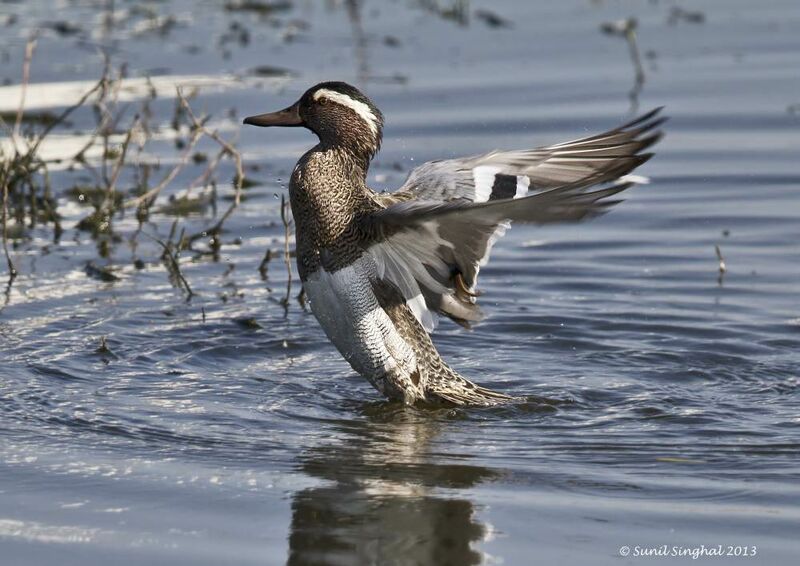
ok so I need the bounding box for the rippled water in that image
[1,1,799,564]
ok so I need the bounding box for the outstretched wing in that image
[383,107,665,205]
[367,108,666,331]
[364,180,634,331]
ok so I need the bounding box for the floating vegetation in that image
[668,7,706,26]
[85,261,120,282]
[234,316,262,329]
[45,21,84,37]
[383,35,401,48]
[417,0,470,26]
[474,9,511,29]
[239,176,263,189]
[248,65,294,78]
[224,1,292,17]
[158,194,212,217]
[65,185,124,208]
[94,335,114,355]
[0,110,70,129]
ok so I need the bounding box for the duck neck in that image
[291,143,373,217]
[318,139,374,177]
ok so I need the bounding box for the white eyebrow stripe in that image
[313,88,379,139]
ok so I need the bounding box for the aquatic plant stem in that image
[143,231,194,300]
[600,18,645,113]
[258,248,272,280]
[71,61,114,171]
[715,245,727,286]
[13,36,37,143]
[280,194,292,307]
[175,88,245,244]
[1,170,16,282]
[125,128,203,209]
[177,88,244,206]
[25,81,106,167]
[183,146,226,200]
[104,114,140,208]
[625,24,645,113]
[1,35,38,284]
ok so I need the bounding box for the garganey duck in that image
[244,82,664,406]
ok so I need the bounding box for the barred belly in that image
[302,257,418,397]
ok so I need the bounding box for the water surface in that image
[1,1,799,564]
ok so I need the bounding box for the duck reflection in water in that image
[287,404,499,566]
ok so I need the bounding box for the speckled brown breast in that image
[289,145,383,279]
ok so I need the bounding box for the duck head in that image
[243,81,384,159]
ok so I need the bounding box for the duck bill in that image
[243,102,302,127]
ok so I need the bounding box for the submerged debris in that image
[94,335,117,357]
[158,195,211,217]
[85,261,120,282]
[667,7,706,25]
[45,21,83,37]
[234,316,262,329]
[224,1,292,16]
[475,9,511,29]
[383,35,401,48]
[239,177,262,189]
[248,65,294,78]
[418,0,469,26]
[0,110,70,129]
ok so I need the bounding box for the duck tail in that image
[426,367,513,407]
